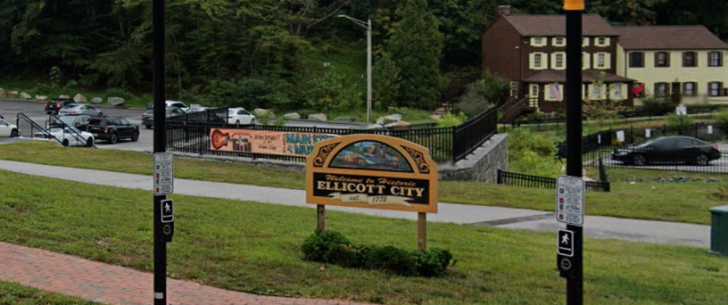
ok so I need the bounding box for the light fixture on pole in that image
[338,14,372,124]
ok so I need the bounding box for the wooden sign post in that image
[306,134,438,249]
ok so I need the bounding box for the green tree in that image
[456,72,509,117]
[589,0,666,25]
[372,53,401,110]
[387,0,443,109]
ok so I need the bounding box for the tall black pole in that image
[153,0,167,304]
[565,5,583,305]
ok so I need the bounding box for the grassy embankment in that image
[0,169,727,305]
[0,141,724,224]
[0,281,99,304]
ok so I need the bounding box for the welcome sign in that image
[306,134,437,213]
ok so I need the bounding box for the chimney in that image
[498,5,511,16]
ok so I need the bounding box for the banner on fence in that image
[210,128,336,157]
[306,134,438,213]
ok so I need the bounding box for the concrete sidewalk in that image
[0,160,710,248]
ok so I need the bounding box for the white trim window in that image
[582,52,591,70]
[552,52,566,70]
[611,84,623,100]
[531,37,546,47]
[595,37,610,47]
[590,84,603,100]
[510,81,519,97]
[553,37,566,47]
[530,84,540,98]
[582,38,590,47]
[530,52,547,70]
[595,53,606,69]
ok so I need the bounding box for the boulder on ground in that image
[108,97,125,106]
[20,92,31,99]
[308,113,327,121]
[335,116,356,123]
[376,114,402,125]
[385,120,411,128]
[0,88,6,98]
[254,108,269,116]
[283,112,301,120]
[8,91,18,98]
[59,95,70,99]
[73,93,87,103]
[35,95,48,101]
[90,97,103,104]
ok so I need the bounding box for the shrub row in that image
[301,230,454,277]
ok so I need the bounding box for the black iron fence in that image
[166,107,498,164]
[566,124,728,174]
[496,170,610,192]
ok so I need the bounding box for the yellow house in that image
[615,26,728,105]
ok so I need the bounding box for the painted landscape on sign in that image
[330,141,412,172]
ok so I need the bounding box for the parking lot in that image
[0,99,153,151]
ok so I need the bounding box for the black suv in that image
[45,98,76,115]
[86,116,140,144]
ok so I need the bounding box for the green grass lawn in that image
[0,141,724,224]
[1,169,727,305]
[0,281,99,304]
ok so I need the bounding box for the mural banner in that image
[210,128,335,157]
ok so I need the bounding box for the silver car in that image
[58,104,104,117]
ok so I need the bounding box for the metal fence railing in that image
[496,170,610,192]
[562,124,728,174]
[166,107,499,164]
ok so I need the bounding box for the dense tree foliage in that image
[0,0,726,111]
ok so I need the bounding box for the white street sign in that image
[154,152,174,195]
[556,176,585,226]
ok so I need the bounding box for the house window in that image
[612,84,623,99]
[709,82,723,96]
[683,52,697,67]
[553,37,565,47]
[590,85,602,99]
[596,37,608,47]
[596,53,606,69]
[534,53,543,68]
[555,53,565,69]
[655,52,670,67]
[683,82,697,97]
[629,52,644,68]
[531,37,545,47]
[709,51,723,67]
[510,81,519,97]
[546,83,562,101]
[529,84,540,107]
[655,82,668,97]
[582,52,590,69]
[582,38,589,47]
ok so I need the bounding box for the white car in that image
[165,100,190,112]
[227,108,256,125]
[35,127,94,147]
[0,118,19,138]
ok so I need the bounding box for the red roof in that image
[615,25,728,50]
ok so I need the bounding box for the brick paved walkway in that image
[0,241,370,305]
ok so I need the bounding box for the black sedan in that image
[612,136,721,166]
[86,116,140,144]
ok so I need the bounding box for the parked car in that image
[45,98,76,115]
[165,100,190,112]
[49,114,92,130]
[34,126,94,147]
[611,136,721,166]
[86,116,140,144]
[142,107,186,129]
[0,118,19,138]
[227,107,256,125]
[58,104,104,117]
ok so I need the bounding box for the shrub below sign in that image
[301,230,455,277]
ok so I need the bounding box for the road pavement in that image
[0,159,711,248]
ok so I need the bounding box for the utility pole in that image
[338,15,373,123]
